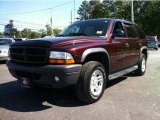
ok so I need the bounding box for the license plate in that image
[19,78,32,88]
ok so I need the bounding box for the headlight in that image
[2,49,8,54]
[49,51,75,64]
[0,49,8,55]
[49,51,73,59]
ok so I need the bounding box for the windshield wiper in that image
[69,33,91,36]
[56,34,65,37]
[56,33,92,37]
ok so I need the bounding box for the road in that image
[0,50,160,120]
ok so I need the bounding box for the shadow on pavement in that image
[0,77,127,112]
[0,60,6,64]
[106,77,127,88]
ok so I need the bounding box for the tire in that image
[134,53,147,76]
[75,61,106,104]
[155,47,158,50]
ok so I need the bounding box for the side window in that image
[113,22,125,37]
[134,25,145,39]
[63,26,80,35]
[125,24,137,38]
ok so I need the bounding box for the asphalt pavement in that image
[0,49,160,120]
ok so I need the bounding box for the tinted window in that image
[146,36,157,42]
[59,20,110,37]
[0,39,12,45]
[125,23,137,38]
[134,25,145,39]
[113,22,125,37]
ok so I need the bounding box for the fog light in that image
[54,76,60,82]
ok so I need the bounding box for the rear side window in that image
[125,23,137,38]
[134,25,145,39]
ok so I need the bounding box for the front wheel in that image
[75,61,106,104]
[134,53,147,76]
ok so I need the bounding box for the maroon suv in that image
[6,18,148,103]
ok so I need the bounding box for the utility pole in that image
[74,0,75,22]
[131,0,134,22]
[50,8,53,36]
[71,10,72,24]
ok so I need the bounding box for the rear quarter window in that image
[134,25,145,39]
[125,23,137,38]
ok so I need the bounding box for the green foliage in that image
[53,28,62,35]
[46,25,52,36]
[15,30,22,38]
[39,29,47,38]
[0,32,3,36]
[30,31,40,39]
[77,0,90,20]
[21,28,31,38]
[78,0,160,37]
[14,27,62,39]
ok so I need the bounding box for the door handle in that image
[125,43,130,48]
[139,42,142,46]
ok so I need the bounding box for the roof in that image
[78,18,134,24]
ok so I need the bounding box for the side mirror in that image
[112,29,125,38]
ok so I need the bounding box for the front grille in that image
[10,46,49,64]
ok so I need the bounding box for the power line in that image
[0,8,51,15]
[0,23,41,31]
[0,22,38,27]
[0,19,46,26]
[0,22,64,30]
[0,1,73,15]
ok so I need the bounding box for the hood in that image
[10,36,107,48]
[34,36,106,47]
[0,45,9,50]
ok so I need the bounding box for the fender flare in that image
[139,46,148,61]
[81,48,110,63]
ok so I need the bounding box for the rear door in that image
[124,23,140,66]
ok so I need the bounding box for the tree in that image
[0,32,3,36]
[30,31,40,38]
[53,28,61,35]
[15,30,22,38]
[77,0,90,20]
[77,0,160,37]
[46,25,52,36]
[39,29,47,38]
[21,28,31,38]
[140,1,160,36]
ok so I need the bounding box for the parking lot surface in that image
[0,50,160,120]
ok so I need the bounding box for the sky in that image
[0,0,83,32]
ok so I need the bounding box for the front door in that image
[109,21,131,73]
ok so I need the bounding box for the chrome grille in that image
[10,46,49,64]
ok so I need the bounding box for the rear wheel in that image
[75,61,106,104]
[155,47,158,50]
[134,53,146,76]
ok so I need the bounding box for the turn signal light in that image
[49,59,75,64]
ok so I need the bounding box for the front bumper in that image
[0,56,8,61]
[6,60,82,88]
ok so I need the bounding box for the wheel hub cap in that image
[141,58,146,72]
[90,70,104,96]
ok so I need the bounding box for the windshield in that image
[146,36,157,41]
[59,19,110,37]
[0,39,12,45]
